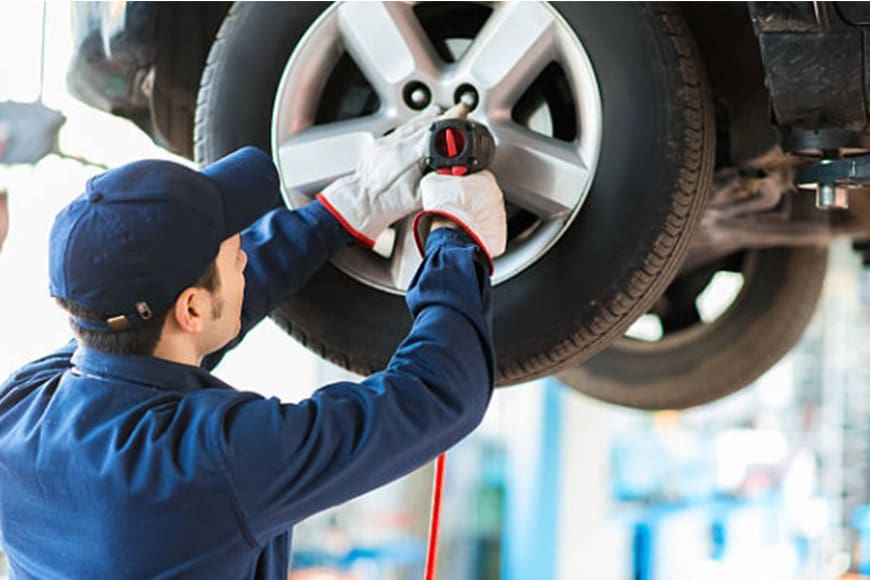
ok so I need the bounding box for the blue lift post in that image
[502,379,564,580]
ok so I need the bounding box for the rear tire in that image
[557,246,829,409]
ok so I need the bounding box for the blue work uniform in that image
[0,202,495,579]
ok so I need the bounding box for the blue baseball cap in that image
[49,146,280,332]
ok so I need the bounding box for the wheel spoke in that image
[387,218,423,291]
[490,122,589,220]
[337,1,441,103]
[276,114,394,196]
[459,2,558,112]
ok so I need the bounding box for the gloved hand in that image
[316,107,440,248]
[412,170,507,273]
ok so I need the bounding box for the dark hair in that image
[57,260,220,356]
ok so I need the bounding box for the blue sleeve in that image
[216,228,495,541]
[203,201,350,369]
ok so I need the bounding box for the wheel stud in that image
[403,81,431,110]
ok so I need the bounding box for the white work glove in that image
[412,170,507,273]
[316,107,440,248]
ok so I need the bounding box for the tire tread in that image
[494,3,715,385]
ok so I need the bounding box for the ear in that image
[171,287,207,334]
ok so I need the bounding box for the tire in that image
[195,2,715,385]
[557,246,829,409]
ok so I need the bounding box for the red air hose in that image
[424,453,447,580]
[424,127,463,580]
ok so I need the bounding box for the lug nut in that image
[403,81,431,110]
[454,84,479,111]
[411,89,428,107]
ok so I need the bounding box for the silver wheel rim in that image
[272,1,603,294]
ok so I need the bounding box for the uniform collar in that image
[71,346,228,393]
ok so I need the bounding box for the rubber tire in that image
[194,2,715,385]
[557,246,829,410]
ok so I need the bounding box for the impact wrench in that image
[422,103,495,580]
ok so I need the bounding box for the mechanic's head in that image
[49,147,279,361]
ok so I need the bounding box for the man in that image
[0,108,506,579]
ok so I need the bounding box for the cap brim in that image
[201,146,282,237]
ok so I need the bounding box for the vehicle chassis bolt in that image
[815,182,849,210]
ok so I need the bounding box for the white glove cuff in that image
[316,193,376,248]
[412,210,495,274]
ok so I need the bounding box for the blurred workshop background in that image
[2,3,870,580]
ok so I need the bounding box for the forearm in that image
[428,216,459,230]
